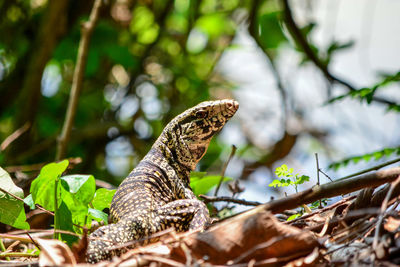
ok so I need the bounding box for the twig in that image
[0,238,10,261]
[25,232,40,251]
[373,175,400,249]
[336,157,400,181]
[56,0,104,160]
[319,168,333,182]
[200,195,261,206]
[0,252,38,258]
[0,122,30,151]
[0,187,54,216]
[315,153,322,208]
[214,145,237,196]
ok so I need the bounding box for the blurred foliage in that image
[327,71,400,111]
[329,147,400,171]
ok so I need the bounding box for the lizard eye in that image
[195,110,208,118]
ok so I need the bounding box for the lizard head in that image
[160,99,239,171]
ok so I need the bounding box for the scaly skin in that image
[86,99,239,263]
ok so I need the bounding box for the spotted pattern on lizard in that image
[86,99,239,263]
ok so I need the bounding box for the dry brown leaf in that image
[384,217,400,232]
[170,210,319,264]
[37,238,76,266]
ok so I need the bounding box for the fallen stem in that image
[200,195,262,206]
[0,252,38,258]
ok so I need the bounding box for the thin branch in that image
[336,156,400,181]
[25,232,40,251]
[0,187,54,216]
[0,122,31,151]
[200,195,261,206]
[281,0,399,107]
[315,153,322,208]
[319,167,333,182]
[56,0,104,160]
[214,145,237,196]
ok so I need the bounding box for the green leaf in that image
[190,175,232,196]
[287,213,301,221]
[88,208,108,223]
[268,179,282,187]
[30,160,69,211]
[60,191,88,230]
[92,188,116,211]
[23,194,35,210]
[60,175,96,206]
[258,11,287,49]
[0,167,30,229]
[295,175,310,185]
[57,201,77,245]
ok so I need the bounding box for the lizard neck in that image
[150,139,192,187]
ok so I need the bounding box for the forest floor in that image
[1,167,400,267]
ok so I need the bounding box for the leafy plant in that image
[0,160,116,244]
[28,160,116,243]
[269,164,310,193]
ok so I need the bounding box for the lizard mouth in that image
[222,99,239,118]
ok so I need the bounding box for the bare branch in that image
[1,122,30,151]
[56,0,104,160]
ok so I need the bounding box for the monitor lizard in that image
[86,99,239,263]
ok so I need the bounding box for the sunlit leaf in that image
[0,167,29,229]
[92,188,116,211]
[30,160,69,211]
